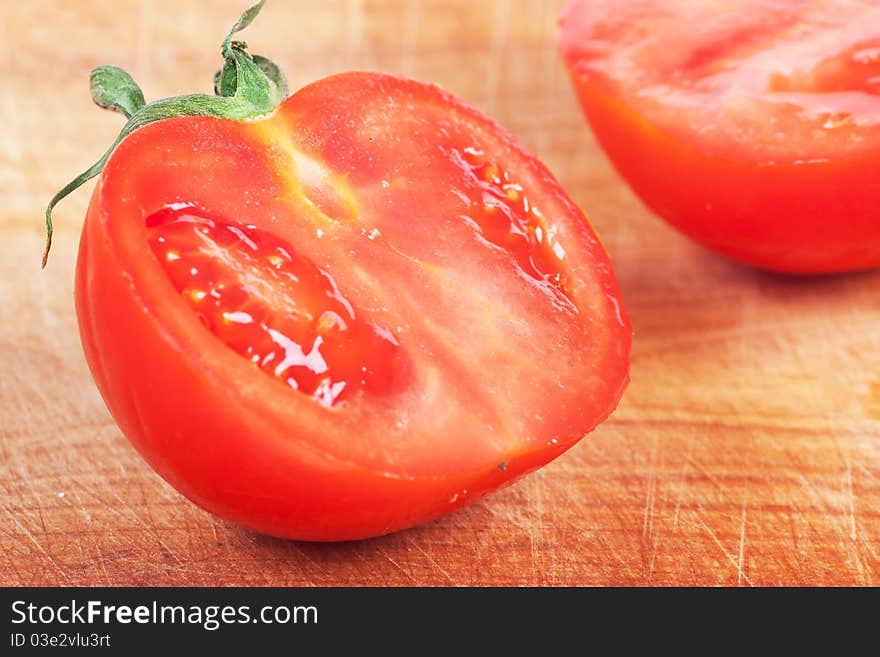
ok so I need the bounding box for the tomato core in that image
[146,206,403,406]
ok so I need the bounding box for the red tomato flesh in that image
[76,72,630,540]
[559,0,880,273]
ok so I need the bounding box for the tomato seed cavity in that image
[146,206,402,407]
[455,147,573,306]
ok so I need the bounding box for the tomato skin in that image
[559,0,880,274]
[75,72,630,541]
[570,81,880,273]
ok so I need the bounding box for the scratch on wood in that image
[20,471,75,584]
[685,454,726,492]
[558,486,573,548]
[290,544,333,579]
[641,433,658,581]
[737,479,748,587]
[62,486,93,524]
[0,523,27,584]
[143,514,185,569]
[380,548,418,585]
[834,437,870,584]
[529,475,544,585]
[412,542,454,585]
[671,434,694,531]
[695,514,754,587]
[844,452,857,541]
[95,541,112,586]
[1,504,71,583]
[93,482,186,569]
[843,452,870,584]
[860,533,878,561]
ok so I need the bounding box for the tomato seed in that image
[146,205,403,407]
[456,148,571,299]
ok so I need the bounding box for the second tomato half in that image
[560,0,880,273]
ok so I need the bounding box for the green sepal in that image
[215,49,288,99]
[222,0,266,57]
[43,0,285,268]
[213,55,238,97]
[252,55,288,98]
[90,66,146,118]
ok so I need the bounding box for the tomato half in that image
[559,0,880,273]
[75,72,630,540]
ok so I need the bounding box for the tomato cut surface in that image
[560,0,880,273]
[76,72,630,540]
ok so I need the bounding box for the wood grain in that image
[1,0,878,586]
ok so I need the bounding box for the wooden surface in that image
[2,0,879,587]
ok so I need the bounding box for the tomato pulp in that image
[559,0,880,273]
[75,72,631,540]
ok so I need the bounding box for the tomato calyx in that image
[43,0,287,268]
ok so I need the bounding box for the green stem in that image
[43,0,286,268]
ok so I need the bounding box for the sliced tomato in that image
[76,72,630,540]
[559,0,880,273]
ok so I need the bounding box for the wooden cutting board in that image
[2,0,878,586]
